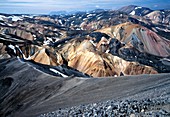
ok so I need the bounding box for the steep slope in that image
[0,58,169,117]
[0,43,10,59]
[31,47,63,66]
[0,12,170,77]
[98,22,170,57]
[118,5,152,16]
[145,10,170,24]
[58,37,158,77]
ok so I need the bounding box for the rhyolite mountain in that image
[0,5,170,117]
[118,5,153,16]
[0,6,170,77]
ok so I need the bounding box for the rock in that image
[130,114,136,117]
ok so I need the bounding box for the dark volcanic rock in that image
[39,98,170,117]
[0,58,170,117]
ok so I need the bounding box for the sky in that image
[0,0,170,14]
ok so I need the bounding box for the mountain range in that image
[0,5,170,117]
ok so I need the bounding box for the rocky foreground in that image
[0,58,170,117]
[39,98,170,117]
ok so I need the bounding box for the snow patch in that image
[44,26,48,29]
[149,60,153,63]
[15,45,27,59]
[83,18,88,21]
[7,23,13,26]
[71,21,74,26]
[162,58,170,62]
[8,16,22,21]
[43,37,53,45]
[33,34,37,40]
[162,18,165,23]
[89,40,96,46]
[135,7,142,10]
[87,14,95,17]
[97,16,102,20]
[105,49,110,53]
[43,40,50,45]
[57,44,61,47]
[130,11,136,15]
[8,44,16,54]
[38,31,43,34]
[0,15,6,21]
[50,68,68,77]
[58,19,63,25]
[0,23,5,26]
[33,34,36,38]
[22,15,34,18]
[113,32,117,37]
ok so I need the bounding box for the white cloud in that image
[154,4,158,7]
[95,5,100,8]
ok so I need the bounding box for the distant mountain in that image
[49,11,67,15]
[118,5,153,16]
[145,10,170,24]
[89,9,106,13]
[49,9,106,16]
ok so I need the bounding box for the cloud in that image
[154,4,158,7]
[95,5,100,8]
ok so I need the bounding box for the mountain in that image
[0,5,170,117]
[0,9,170,77]
[98,22,170,57]
[0,58,170,117]
[118,5,153,16]
[145,10,170,24]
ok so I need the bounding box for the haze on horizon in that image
[0,0,170,14]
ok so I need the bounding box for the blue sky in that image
[0,0,170,14]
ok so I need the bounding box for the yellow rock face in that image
[31,48,63,66]
[58,39,158,77]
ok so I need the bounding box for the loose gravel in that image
[39,97,170,117]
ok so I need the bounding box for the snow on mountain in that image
[0,15,6,21]
[130,11,136,15]
[118,5,152,16]
[8,16,23,21]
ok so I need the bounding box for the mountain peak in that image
[118,5,152,16]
